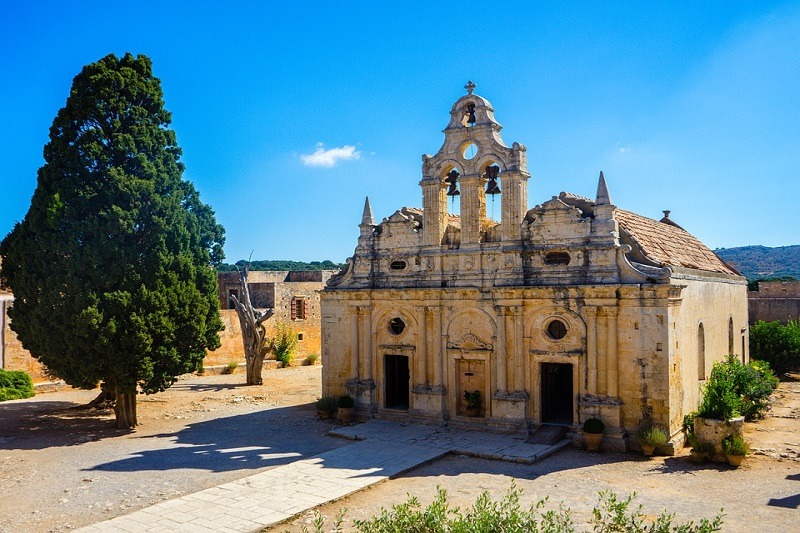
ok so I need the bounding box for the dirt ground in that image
[1,367,798,533]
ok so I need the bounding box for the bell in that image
[484,165,500,195]
[445,169,461,196]
[464,103,476,126]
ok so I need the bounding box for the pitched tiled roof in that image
[615,209,738,275]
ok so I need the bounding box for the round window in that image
[389,317,406,335]
[546,319,567,340]
[462,142,478,160]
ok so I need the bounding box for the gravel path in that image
[1,367,798,532]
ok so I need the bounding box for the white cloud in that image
[300,143,361,168]
[617,146,630,154]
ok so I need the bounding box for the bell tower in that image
[421,82,529,246]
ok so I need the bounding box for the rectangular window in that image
[227,289,239,310]
[291,297,308,320]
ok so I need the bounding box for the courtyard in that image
[0,365,797,532]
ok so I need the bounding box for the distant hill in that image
[217,259,345,272]
[715,245,800,281]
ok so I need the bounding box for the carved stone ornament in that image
[447,333,493,351]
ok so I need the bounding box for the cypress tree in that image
[0,53,224,428]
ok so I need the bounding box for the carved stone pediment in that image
[447,333,493,351]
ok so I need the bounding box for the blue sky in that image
[1,2,798,264]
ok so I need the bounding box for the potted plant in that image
[582,417,605,452]
[636,425,668,457]
[337,394,355,423]
[315,395,338,419]
[722,434,750,467]
[463,390,481,417]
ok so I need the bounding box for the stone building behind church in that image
[320,83,748,451]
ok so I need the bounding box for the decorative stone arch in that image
[445,307,497,418]
[475,153,509,174]
[526,307,587,426]
[698,321,706,380]
[434,159,465,181]
[372,305,421,411]
[525,307,587,352]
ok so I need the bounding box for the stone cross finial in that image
[465,80,476,94]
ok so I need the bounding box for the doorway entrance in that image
[384,354,410,410]
[541,363,573,424]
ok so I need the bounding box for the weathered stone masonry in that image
[321,83,749,451]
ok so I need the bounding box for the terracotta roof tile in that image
[615,209,738,275]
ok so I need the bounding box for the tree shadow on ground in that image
[86,404,346,474]
[0,399,124,450]
[768,472,800,509]
[165,380,252,393]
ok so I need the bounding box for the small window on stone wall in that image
[297,333,304,341]
[546,319,568,340]
[544,252,570,265]
[390,260,407,270]
[291,297,308,320]
[389,317,406,335]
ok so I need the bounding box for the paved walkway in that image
[77,420,569,532]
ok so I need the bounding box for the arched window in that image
[728,317,734,355]
[698,323,706,380]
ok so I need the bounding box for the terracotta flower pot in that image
[726,454,745,467]
[584,432,603,452]
[690,449,705,463]
[338,406,354,423]
[641,444,656,457]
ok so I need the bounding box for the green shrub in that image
[698,362,741,420]
[0,369,35,402]
[750,319,800,374]
[698,358,778,421]
[583,417,605,434]
[303,353,320,366]
[297,483,724,533]
[722,435,750,456]
[636,425,668,448]
[338,394,355,408]
[463,390,481,409]
[315,395,338,412]
[272,321,298,368]
[224,360,238,374]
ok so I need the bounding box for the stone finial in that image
[595,171,612,206]
[465,80,476,95]
[361,196,375,226]
[662,210,671,219]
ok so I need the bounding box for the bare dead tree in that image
[230,267,274,385]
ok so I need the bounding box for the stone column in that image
[417,306,428,386]
[350,306,360,381]
[421,179,447,246]
[495,306,509,393]
[606,308,619,398]
[459,175,487,244]
[363,307,373,382]
[514,307,524,391]
[585,307,598,395]
[435,307,444,387]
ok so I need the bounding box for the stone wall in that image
[748,281,800,324]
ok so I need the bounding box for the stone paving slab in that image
[78,420,568,532]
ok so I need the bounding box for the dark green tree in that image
[0,53,224,428]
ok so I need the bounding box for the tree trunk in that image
[114,391,138,429]
[230,267,274,386]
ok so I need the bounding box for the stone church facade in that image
[320,83,748,451]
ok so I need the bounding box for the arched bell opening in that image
[442,165,462,216]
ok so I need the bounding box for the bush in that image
[0,369,35,402]
[722,435,750,456]
[636,425,668,448]
[315,395,338,412]
[750,319,800,374]
[272,321,298,368]
[338,394,355,408]
[698,358,778,421]
[224,360,238,374]
[303,353,320,366]
[583,417,605,434]
[298,483,724,533]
